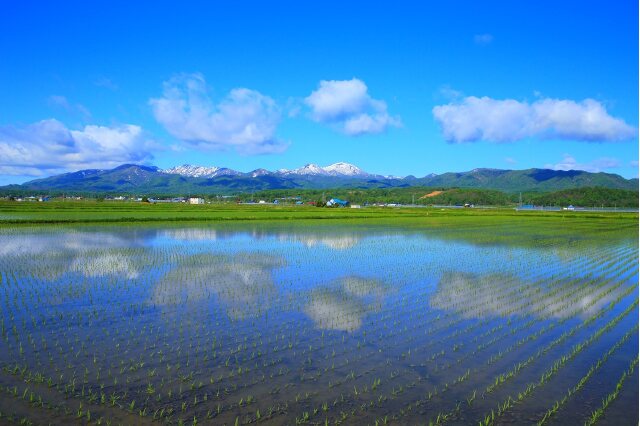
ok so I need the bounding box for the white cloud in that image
[433,96,637,143]
[150,73,286,155]
[474,34,494,45]
[504,157,517,165]
[304,78,401,136]
[0,119,153,176]
[544,154,621,173]
[630,160,639,167]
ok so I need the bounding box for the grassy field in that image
[0,201,423,223]
[0,200,637,225]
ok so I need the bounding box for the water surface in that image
[0,223,637,425]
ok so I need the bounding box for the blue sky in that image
[0,0,637,184]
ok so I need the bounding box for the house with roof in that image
[326,198,349,207]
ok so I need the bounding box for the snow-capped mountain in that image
[164,162,375,179]
[162,165,241,178]
[278,163,329,176]
[212,168,243,177]
[323,162,369,177]
[162,165,220,178]
[277,162,371,178]
[249,168,272,178]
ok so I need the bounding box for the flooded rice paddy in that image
[0,222,637,425]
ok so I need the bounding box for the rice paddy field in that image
[0,210,637,425]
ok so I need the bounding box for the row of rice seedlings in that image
[80,286,390,420]
[480,284,637,395]
[438,282,638,376]
[42,272,616,422]
[0,228,636,424]
[536,324,638,425]
[0,363,145,425]
[373,285,638,425]
[240,250,640,422]
[428,243,636,323]
[410,261,634,376]
[583,356,639,426]
[444,273,635,374]
[475,299,638,426]
[390,248,593,353]
[378,286,628,422]
[154,280,424,422]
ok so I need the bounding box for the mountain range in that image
[1,162,637,195]
[162,162,386,179]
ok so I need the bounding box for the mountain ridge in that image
[163,162,383,179]
[2,163,637,195]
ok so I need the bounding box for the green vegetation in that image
[417,168,638,192]
[0,195,637,226]
[239,186,638,207]
[526,187,639,208]
[0,188,638,224]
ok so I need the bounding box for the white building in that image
[189,197,205,204]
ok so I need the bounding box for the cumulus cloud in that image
[150,73,286,155]
[433,96,637,143]
[0,119,153,176]
[544,154,621,173]
[304,78,401,136]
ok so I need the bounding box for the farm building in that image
[326,198,349,207]
[189,197,205,204]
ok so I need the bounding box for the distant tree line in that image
[234,186,638,208]
[524,187,638,208]
[1,186,637,208]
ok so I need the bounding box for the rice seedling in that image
[0,217,635,424]
[584,356,638,426]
